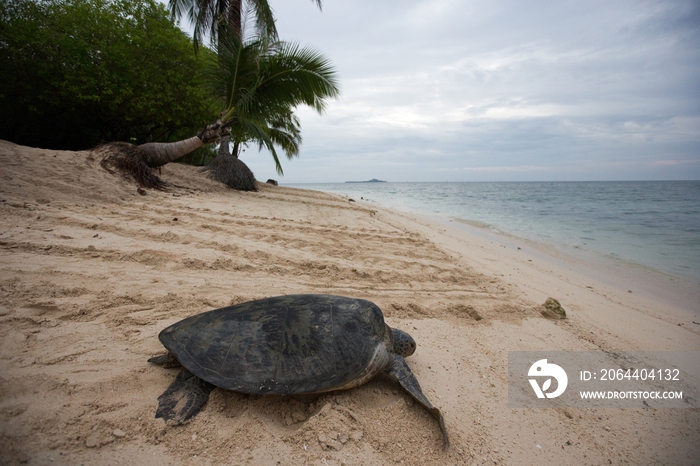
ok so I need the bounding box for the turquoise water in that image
[288,181,700,284]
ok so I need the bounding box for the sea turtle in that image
[148,294,449,449]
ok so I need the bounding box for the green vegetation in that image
[204,30,339,186]
[167,0,332,190]
[0,0,218,150]
[169,0,278,49]
[0,0,339,190]
[97,31,339,191]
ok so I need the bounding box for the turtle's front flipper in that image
[387,356,450,450]
[155,369,216,424]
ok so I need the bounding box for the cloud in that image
[180,0,700,181]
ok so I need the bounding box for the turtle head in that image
[391,328,416,357]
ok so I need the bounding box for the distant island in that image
[345,178,387,183]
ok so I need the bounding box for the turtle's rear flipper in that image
[387,355,450,450]
[155,369,216,424]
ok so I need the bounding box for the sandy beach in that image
[1,139,698,465]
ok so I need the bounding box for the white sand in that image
[0,140,698,465]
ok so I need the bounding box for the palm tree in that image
[204,31,339,189]
[169,0,326,188]
[97,32,338,191]
[169,0,274,50]
[98,1,334,191]
[168,0,322,49]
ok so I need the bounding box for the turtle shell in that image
[158,294,393,394]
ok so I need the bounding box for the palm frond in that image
[208,27,339,174]
[255,42,339,113]
[247,0,277,39]
[168,0,198,25]
[239,119,283,174]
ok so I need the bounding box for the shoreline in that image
[434,213,700,318]
[353,199,700,351]
[1,140,699,465]
[307,186,700,318]
[288,181,700,287]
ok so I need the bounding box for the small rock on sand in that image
[539,297,566,320]
[85,433,101,448]
[318,433,344,451]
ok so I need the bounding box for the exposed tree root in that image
[96,142,167,190]
[205,154,258,191]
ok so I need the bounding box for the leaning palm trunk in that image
[97,123,223,190]
[139,136,205,168]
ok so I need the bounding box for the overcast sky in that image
[176,0,700,182]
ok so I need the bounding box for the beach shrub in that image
[0,0,218,151]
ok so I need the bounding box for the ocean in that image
[288,181,700,285]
